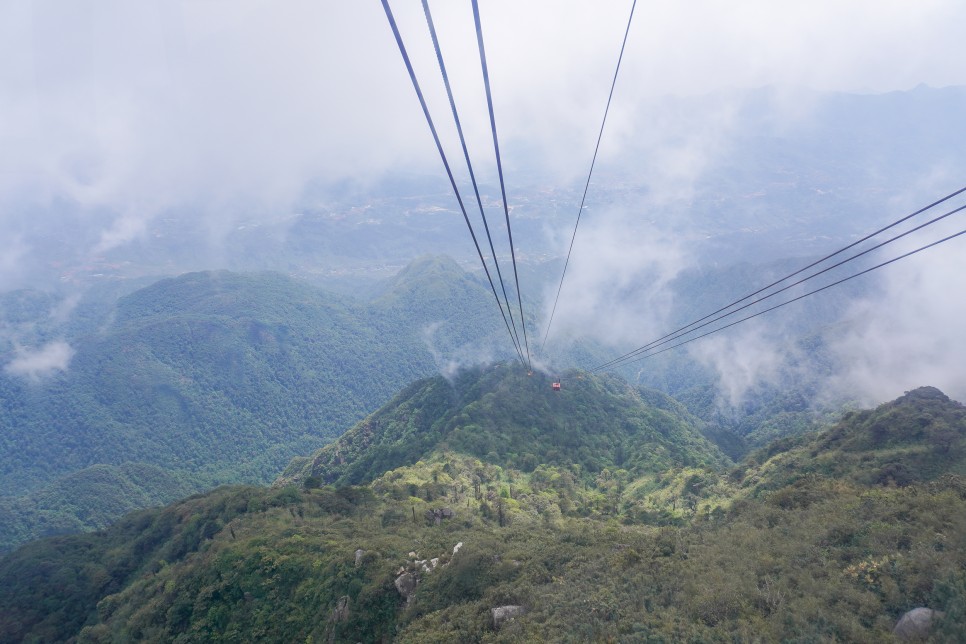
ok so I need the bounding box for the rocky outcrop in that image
[325,595,351,644]
[331,596,349,623]
[425,507,456,525]
[413,557,440,573]
[394,572,417,601]
[393,543,464,604]
[491,605,526,630]
[354,549,365,567]
[894,607,939,640]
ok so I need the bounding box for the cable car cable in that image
[595,227,966,371]
[591,200,966,372]
[381,0,525,364]
[472,0,532,372]
[589,185,966,372]
[420,0,524,355]
[541,0,638,353]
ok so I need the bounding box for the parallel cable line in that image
[421,0,523,356]
[590,185,966,372]
[381,0,525,364]
[471,0,532,371]
[596,227,966,370]
[541,0,638,353]
[591,200,966,372]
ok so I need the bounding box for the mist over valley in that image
[2,2,966,641]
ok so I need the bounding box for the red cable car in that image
[552,379,561,391]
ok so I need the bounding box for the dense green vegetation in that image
[0,463,197,552]
[743,386,966,489]
[0,257,508,551]
[2,374,964,642]
[1,251,871,554]
[279,364,728,488]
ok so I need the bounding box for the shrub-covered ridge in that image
[1,384,965,641]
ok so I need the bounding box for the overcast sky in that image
[2,1,966,400]
[2,1,965,265]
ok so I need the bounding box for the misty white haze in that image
[2,0,966,404]
[4,340,74,381]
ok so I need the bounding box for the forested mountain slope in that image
[0,257,507,551]
[1,383,964,642]
[0,247,912,554]
[279,364,729,488]
[741,385,966,491]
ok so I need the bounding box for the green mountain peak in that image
[744,385,966,493]
[278,363,730,488]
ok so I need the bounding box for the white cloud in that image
[0,235,28,291]
[826,234,966,404]
[93,212,151,254]
[0,0,964,405]
[2,0,964,273]
[541,207,689,350]
[686,321,792,408]
[679,215,966,408]
[421,321,502,380]
[4,340,75,381]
